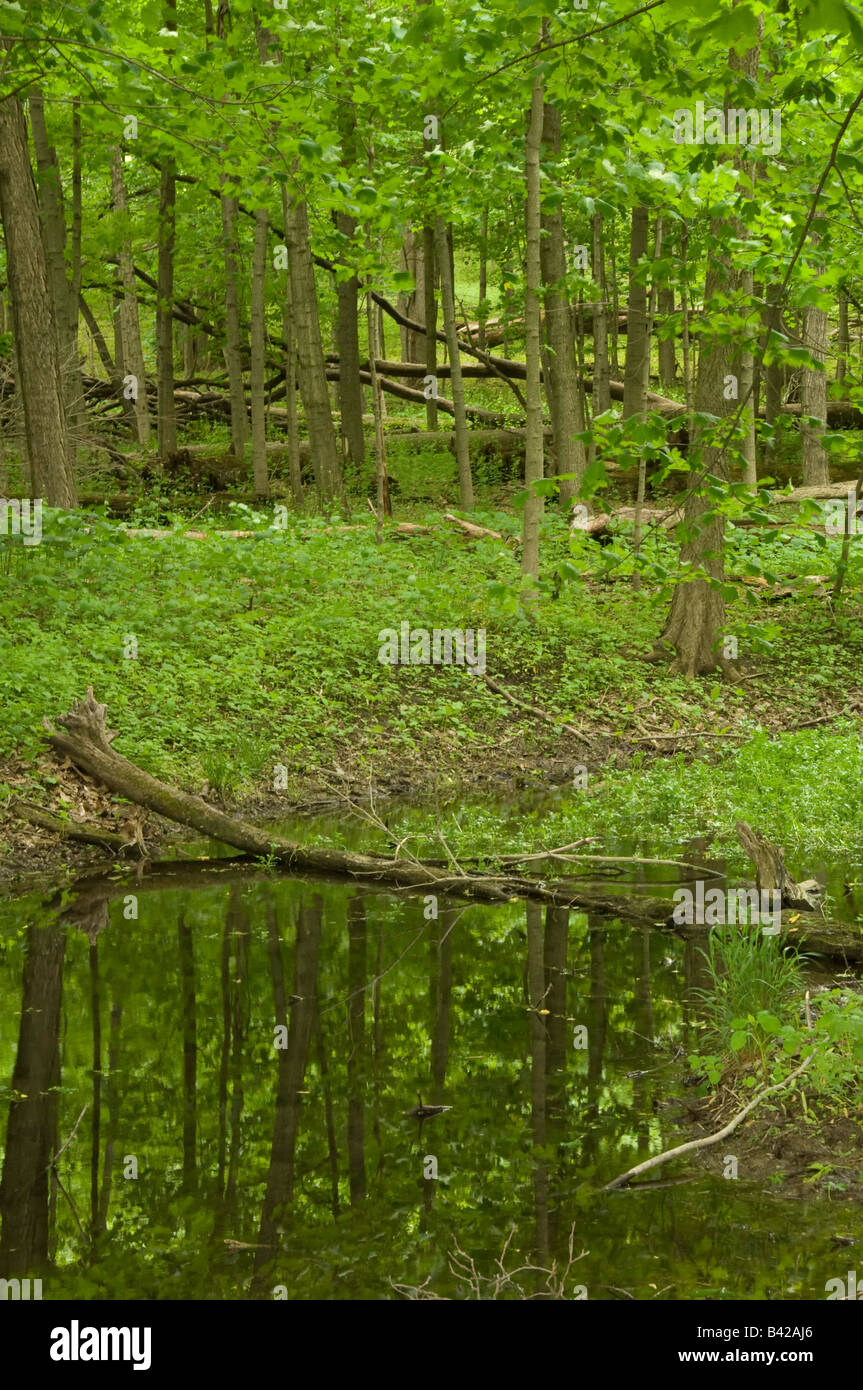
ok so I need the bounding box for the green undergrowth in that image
[1,501,862,843]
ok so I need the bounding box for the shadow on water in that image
[1,812,862,1300]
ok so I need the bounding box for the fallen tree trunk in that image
[41,690,670,912]
[38,693,863,958]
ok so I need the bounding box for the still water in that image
[1,816,861,1301]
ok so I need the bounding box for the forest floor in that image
[2,481,863,883]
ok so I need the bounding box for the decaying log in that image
[40,690,668,913]
[36,693,862,959]
[10,799,133,853]
[735,821,823,910]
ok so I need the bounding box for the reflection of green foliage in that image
[2,878,862,1302]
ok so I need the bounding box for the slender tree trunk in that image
[622,204,650,420]
[522,65,544,583]
[739,268,757,485]
[250,206,269,497]
[284,192,342,501]
[609,214,621,378]
[110,148,150,447]
[335,211,366,472]
[156,161,178,457]
[367,280,390,527]
[478,204,488,350]
[0,94,75,505]
[434,215,473,507]
[540,100,586,506]
[657,289,676,390]
[837,287,849,384]
[279,221,303,505]
[219,184,247,459]
[591,212,611,416]
[801,288,830,486]
[422,223,438,430]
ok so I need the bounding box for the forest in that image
[2,0,863,1329]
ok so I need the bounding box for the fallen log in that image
[36,692,863,959]
[41,690,671,913]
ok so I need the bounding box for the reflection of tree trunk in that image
[631,925,654,1154]
[0,923,66,1276]
[347,894,367,1204]
[225,892,249,1209]
[217,908,231,1192]
[178,911,197,1190]
[544,905,568,1250]
[526,902,548,1269]
[97,999,122,1235]
[252,897,322,1292]
[585,924,607,1127]
[89,943,102,1233]
[430,909,454,1102]
[543,907,569,1113]
[314,1001,341,1219]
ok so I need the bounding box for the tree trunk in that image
[522,66,544,583]
[335,211,366,472]
[422,223,438,430]
[801,294,830,486]
[28,92,81,441]
[219,184,247,460]
[622,204,650,420]
[657,288,676,390]
[837,287,849,384]
[284,193,342,501]
[0,94,76,505]
[156,161,178,457]
[279,220,303,505]
[591,212,611,416]
[434,216,473,507]
[250,206,269,497]
[540,100,586,505]
[110,148,150,447]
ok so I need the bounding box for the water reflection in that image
[0,867,860,1300]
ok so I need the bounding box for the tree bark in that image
[435,216,473,507]
[110,148,150,447]
[622,204,650,420]
[156,161,178,457]
[0,94,76,505]
[591,212,611,416]
[334,211,366,473]
[540,100,586,505]
[219,184,247,460]
[801,292,830,486]
[422,224,438,430]
[522,65,545,583]
[29,92,81,437]
[249,206,269,497]
[284,193,342,501]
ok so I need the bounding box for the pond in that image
[1,804,862,1301]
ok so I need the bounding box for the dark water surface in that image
[2,811,862,1301]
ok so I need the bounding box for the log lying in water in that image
[39,691,863,959]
